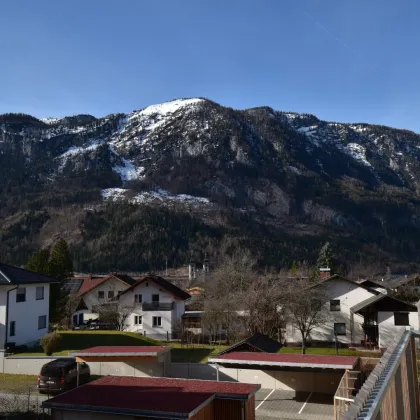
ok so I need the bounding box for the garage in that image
[208,352,359,420]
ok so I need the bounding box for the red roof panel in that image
[77,276,111,296]
[73,346,169,355]
[210,352,358,368]
[42,376,259,416]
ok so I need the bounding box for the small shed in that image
[71,346,171,377]
[42,376,260,420]
[218,333,282,355]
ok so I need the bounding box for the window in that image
[10,321,15,337]
[38,315,47,330]
[108,291,114,300]
[153,316,162,327]
[152,294,160,302]
[334,323,346,336]
[98,291,104,299]
[36,286,44,300]
[134,315,142,325]
[394,312,409,326]
[330,300,340,311]
[134,294,142,304]
[311,299,322,311]
[16,288,26,303]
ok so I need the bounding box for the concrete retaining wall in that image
[1,356,165,377]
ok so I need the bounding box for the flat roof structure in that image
[209,352,359,370]
[71,346,171,362]
[42,376,260,419]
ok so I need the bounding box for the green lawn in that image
[15,330,159,356]
[170,343,229,363]
[280,346,381,358]
[14,331,228,363]
[0,374,37,393]
[14,331,381,361]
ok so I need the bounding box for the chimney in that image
[319,267,331,280]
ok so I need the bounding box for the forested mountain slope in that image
[1,98,420,271]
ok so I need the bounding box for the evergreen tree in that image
[25,249,50,275]
[291,261,297,277]
[49,239,74,279]
[317,242,333,270]
[47,238,74,322]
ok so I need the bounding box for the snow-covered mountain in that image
[1,98,420,270]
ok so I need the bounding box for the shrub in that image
[40,332,62,356]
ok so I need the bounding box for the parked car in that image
[37,358,90,394]
[87,320,116,330]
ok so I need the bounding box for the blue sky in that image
[1,0,420,131]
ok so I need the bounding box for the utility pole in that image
[165,256,168,277]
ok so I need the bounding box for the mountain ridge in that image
[1,98,420,272]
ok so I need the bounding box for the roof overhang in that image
[71,346,171,362]
[42,394,215,419]
[208,357,356,370]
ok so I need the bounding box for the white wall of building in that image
[119,279,185,337]
[6,284,50,346]
[83,277,129,311]
[377,311,419,348]
[0,288,8,350]
[285,278,375,345]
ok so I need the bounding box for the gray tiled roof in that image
[0,263,59,285]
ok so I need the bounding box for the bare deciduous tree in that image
[283,278,330,354]
[203,249,257,344]
[241,275,285,341]
[95,301,135,331]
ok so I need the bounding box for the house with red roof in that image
[42,376,259,420]
[63,273,138,326]
[63,274,190,339]
[117,274,190,339]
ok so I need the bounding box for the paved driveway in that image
[255,389,334,420]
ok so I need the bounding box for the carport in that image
[71,346,171,378]
[208,352,359,420]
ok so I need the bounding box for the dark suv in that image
[37,358,90,393]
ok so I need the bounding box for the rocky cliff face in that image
[1,98,420,270]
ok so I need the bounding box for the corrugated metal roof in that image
[42,376,260,417]
[209,352,358,369]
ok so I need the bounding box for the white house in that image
[284,272,419,349]
[65,273,138,326]
[117,274,190,339]
[0,263,58,350]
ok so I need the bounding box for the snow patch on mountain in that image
[297,126,317,137]
[113,157,145,182]
[102,188,128,200]
[345,143,371,166]
[41,117,62,125]
[56,139,105,171]
[102,187,210,207]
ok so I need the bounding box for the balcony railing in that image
[141,302,173,311]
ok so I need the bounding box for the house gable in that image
[119,275,190,302]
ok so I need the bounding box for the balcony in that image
[141,302,174,311]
